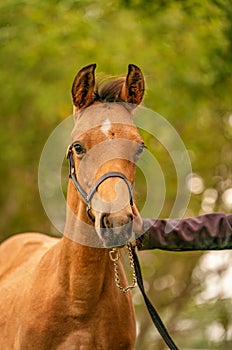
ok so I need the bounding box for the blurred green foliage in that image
[0,0,231,348]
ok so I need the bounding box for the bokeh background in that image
[0,1,232,349]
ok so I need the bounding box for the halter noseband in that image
[66,144,134,221]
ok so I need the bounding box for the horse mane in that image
[94,77,125,102]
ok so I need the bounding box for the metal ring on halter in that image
[66,144,134,222]
[86,204,95,222]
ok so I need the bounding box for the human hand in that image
[132,205,143,234]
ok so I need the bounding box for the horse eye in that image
[74,143,85,155]
[135,144,145,157]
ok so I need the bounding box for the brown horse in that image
[0,63,145,349]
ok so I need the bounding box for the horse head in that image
[67,63,145,248]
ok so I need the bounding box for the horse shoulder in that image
[0,233,60,348]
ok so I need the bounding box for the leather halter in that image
[66,144,134,221]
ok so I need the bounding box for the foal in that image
[0,63,145,349]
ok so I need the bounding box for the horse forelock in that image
[94,77,126,103]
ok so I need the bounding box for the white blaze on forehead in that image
[101,118,112,136]
[71,103,134,141]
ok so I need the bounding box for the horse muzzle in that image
[96,211,134,248]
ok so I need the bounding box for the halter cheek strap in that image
[66,145,134,221]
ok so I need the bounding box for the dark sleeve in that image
[137,213,232,251]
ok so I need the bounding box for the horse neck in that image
[59,237,110,303]
[60,180,111,303]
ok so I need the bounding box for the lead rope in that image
[109,243,179,350]
[132,245,179,350]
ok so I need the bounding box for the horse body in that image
[0,234,135,349]
[0,63,145,349]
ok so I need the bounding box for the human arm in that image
[133,208,232,251]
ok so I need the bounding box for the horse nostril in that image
[101,213,110,229]
[128,214,133,223]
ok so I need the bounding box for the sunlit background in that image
[0,1,231,349]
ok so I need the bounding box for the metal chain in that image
[109,243,137,293]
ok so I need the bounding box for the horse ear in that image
[121,64,145,105]
[71,63,96,111]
